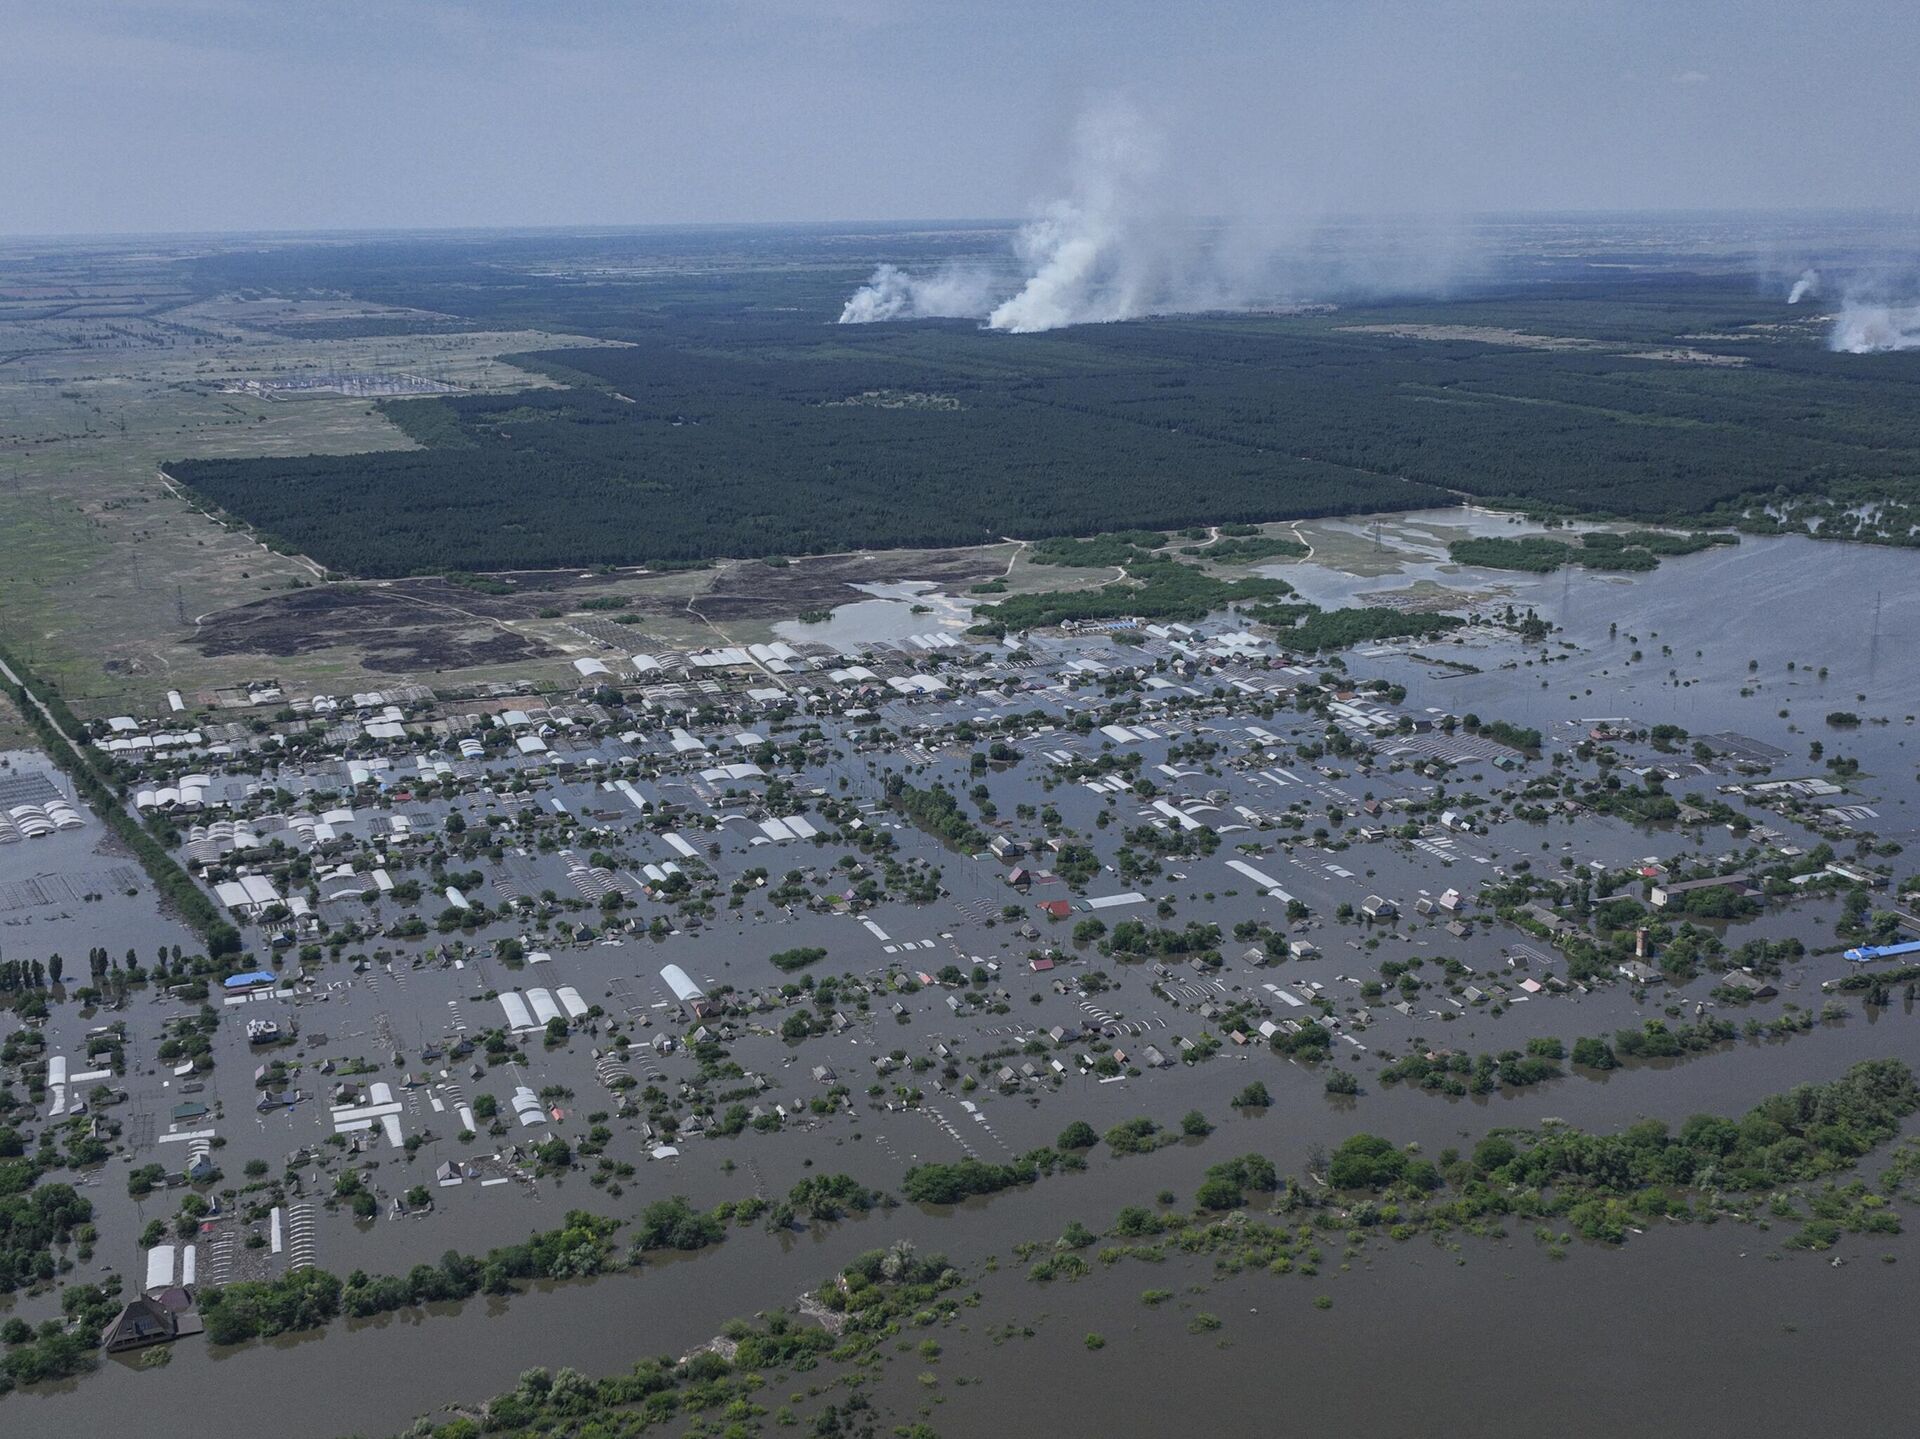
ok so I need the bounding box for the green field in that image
[0,239,623,712]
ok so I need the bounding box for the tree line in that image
[0,642,238,957]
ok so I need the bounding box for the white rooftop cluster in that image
[318,865,382,901]
[134,773,213,810]
[751,815,819,842]
[748,641,806,673]
[887,674,947,695]
[510,1085,548,1126]
[1,800,83,841]
[99,728,203,755]
[183,818,265,862]
[213,874,283,913]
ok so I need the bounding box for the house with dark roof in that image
[101,1294,184,1352]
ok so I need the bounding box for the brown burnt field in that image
[191,545,1012,678]
[194,582,560,672]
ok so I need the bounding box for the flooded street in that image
[12,508,1920,1438]
[18,994,1920,1438]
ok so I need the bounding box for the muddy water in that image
[772,581,982,651]
[906,1212,1920,1439]
[12,1214,904,1437]
[1276,514,1920,758]
[0,752,200,959]
[16,519,1920,1436]
[17,991,1920,1439]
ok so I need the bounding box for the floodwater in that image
[910,1207,1920,1438]
[0,750,199,959]
[14,514,1920,1436]
[1275,510,1920,740]
[28,1092,1920,1439]
[18,991,1920,1439]
[772,580,983,651]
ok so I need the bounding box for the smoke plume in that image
[838,100,1467,333]
[1796,264,1920,352]
[1829,304,1920,354]
[836,263,998,323]
[986,102,1165,333]
[1761,248,1920,353]
[838,101,1174,332]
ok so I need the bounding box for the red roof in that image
[1036,900,1072,919]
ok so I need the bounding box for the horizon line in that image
[4,206,1916,248]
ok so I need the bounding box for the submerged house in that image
[101,1290,203,1352]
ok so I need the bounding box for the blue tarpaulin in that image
[223,970,276,989]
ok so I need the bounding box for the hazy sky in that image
[4,0,1917,235]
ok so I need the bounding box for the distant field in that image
[162,250,1920,577]
[0,240,626,712]
[9,222,1920,712]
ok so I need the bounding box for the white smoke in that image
[1800,266,1920,352]
[987,102,1166,333]
[837,263,999,324]
[1829,304,1920,354]
[1763,252,1920,354]
[838,100,1385,333]
[837,102,1174,332]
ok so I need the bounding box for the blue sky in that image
[3,0,1916,235]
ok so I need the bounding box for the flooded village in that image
[6,515,1920,1436]
[6,11,1919,1430]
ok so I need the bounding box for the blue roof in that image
[224,971,277,988]
[1843,939,1920,963]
